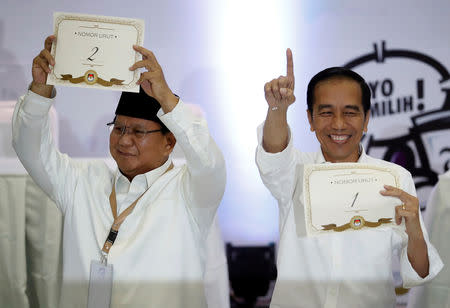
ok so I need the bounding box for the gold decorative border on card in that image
[303,163,400,235]
[322,216,393,232]
[50,12,144,90]
[59,70,124,87]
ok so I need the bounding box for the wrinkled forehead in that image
[115,115,161,128]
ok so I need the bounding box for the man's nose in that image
[331,113,346,129]
[118,128,134,145]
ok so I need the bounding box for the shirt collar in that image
[316,144,368,164]
[115,158,173,193]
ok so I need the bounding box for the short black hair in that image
[306,67,371,115]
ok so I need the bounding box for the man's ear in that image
[164,132,176,154]
[307,109,315,132]
[363,110,370,133]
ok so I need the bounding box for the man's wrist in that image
[408,230,425,242]
[30,81,54,98]
[159,92,179,113]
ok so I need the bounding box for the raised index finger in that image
[286,48,294,78]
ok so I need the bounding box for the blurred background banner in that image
[344,41,450,209]
[1,0,449,245]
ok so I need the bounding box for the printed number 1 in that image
[87,47,99,61]
[350,192,359,207]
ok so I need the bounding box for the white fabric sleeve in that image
[255,122,298,203]
[396,169,444,287]
[158,100,226,233]
[12,90,79,214]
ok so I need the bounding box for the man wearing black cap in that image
[13,36,226,307]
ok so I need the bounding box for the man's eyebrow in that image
[316,104,363,112]
[344,105,362,111]
[112,122,146,129]
[317,104,333,111]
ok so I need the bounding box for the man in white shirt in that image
[13,35,226,307]
[255,49,443,308]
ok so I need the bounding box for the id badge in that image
[87,260,113,308]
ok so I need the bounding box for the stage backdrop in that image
[0,0,449,244]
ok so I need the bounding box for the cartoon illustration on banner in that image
[344,41,450,209]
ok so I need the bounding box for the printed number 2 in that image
[87,47,99,61]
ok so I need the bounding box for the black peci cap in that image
[115,87,169,132]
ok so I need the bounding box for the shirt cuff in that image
[157,99,201,135]
[401,240,444,288]
[255,122,294,174]
[21,88,56,116]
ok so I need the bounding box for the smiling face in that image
[109,115,175,181]
[307,78,370,163]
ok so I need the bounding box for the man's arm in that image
[158,101,226,233]
[381,185,429,277]
[130,46,226,231]
[12,36,79,212]
[262,48,295,153]
[380,175,443,287]
[255,49,300,204]
[129,45,179,112]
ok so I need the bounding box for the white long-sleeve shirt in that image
[12,90,226,308]
[255,124,443,308]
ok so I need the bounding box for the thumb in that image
[395,207,402,225]
[141,80,154,96]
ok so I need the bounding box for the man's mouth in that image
[117,149,136,156]
[330,134,350,144]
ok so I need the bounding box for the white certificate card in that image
[303,163,401,236]
[47,12,144,92]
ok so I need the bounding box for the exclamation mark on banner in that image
[417,79,424,111]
